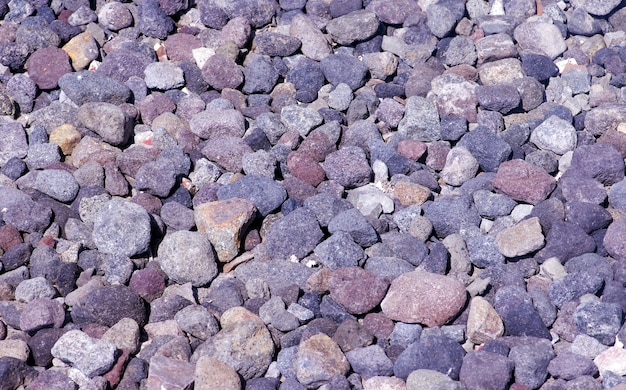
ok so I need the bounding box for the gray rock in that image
[440,36,477,66]
[459,350,514,390]
[25,143,62,170]
[398,96,441,142]
[513,21,567,59]
[345,345,393,379]
[530,115,577,155]
[573,301,623,345]
[570,0,622,16]
[58,71,131,105]
[217,174,287,216]
[328,208,378,248]
[476,83,520,114]
[135,158,177,197]
[35,169,79,203]
[51,330,117,378]
[466,235,505,268]
[92,198,152,257]
[160,201,195,231]
[242,56,279,94]
[189,108,245,141]
[325,10,380,46]
[394,335,466,380]
[144,62,184,90]
[264,207,324,261]
[0,121,28,166]
[77,102,132,146]
[158,231,218,287]
[458,126,511,172]
[508,338,556,389]
[440,146,479,186]
[547,352,598,380]
[472,190,517,218]
[323,147,372,189]
[423,194,481,238]
[314,231,366,270]
[280,104,323,137]
[102,254,134,285]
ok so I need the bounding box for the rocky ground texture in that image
[2,0,626,388]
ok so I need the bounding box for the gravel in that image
[2,0,626,388]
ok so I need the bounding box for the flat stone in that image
[146,355,195,390]
[381,270,467,327]
[496,217,545,257]
[195,198,256,262]
[466,296,505,344]
[492,159,556,205]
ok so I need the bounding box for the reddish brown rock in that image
[137,92,177,126]
[165,33,202,62]
[287,151,326,187]
[397,139,427,161]
[0,224,22,251]
[201,54,244,91]
[26,47,72,89]
[380,270,467,327]
[328,267,390,315]
[362,313,395,340]
[492,159,556,205]
[128,267,166,302]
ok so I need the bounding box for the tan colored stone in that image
[295,333,350,386]
[363,376,407,390]
[393,181,430,207]
[0,339,29,361]
[196,307,274,380]
[478,58,524,86]
[594,346,626,376]
[195,356,242,390]
[195,198,256,262]
[71,136,120,168]
[144,320,184,339]
[380,270,467,327]
[102,317,140,353]
[466,296,504,344]
[496,217,545,258]
[62,32,99,71]
[50,124,82,155]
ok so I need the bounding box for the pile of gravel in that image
[2,0,626,388]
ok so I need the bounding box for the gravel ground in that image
[1,0,626,389]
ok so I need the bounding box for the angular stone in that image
[194,198,256,262]
[492,159,556,205]
[192,307,274,380]
[594,346,626,376]
[0,121,28,166]
[530,115,577,155]
[264,207,324,261]
[398,96,441,142]
[466,296,505,344]
[51,330,117,378]
[62,32,99,71]
[496,217,545,258]
[295,333,350,387]
[381,270,467,327]
[514,21,567,59]
[289,14,331,61]
[77,102,132,146]
[146,355,195,390]
[325,10,379,46]
[440,146,479,186]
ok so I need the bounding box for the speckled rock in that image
[381,270,467,327]
[295,333,350,387]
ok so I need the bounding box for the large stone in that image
[77,102,132,146]
[146,355,195,390]
[194,356,242,390]
[192,307,274,380]
[381,270,467,327]
[92,198,151,257]
[295,333,350,387]
[514,21,567,59]
[158,231,218,287]
[492,159,556,205]
[51,330,117,378]
[195,198,256,262]
[264,207,324,261]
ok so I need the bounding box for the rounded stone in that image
[92,198,152,257]
[157,231,218,287]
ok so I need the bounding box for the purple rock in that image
[72,285,147,327]
[535,221,596,263]
[323,147,372,188]
[328,267,389,315]
[494,285,551,339]
[459,350,514,390]
[320,53,368,91]
[264,207,324,261]
[137,0,175,39]
[393,335,466,380]
[25,47,71,89]
[97,49,153,83]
